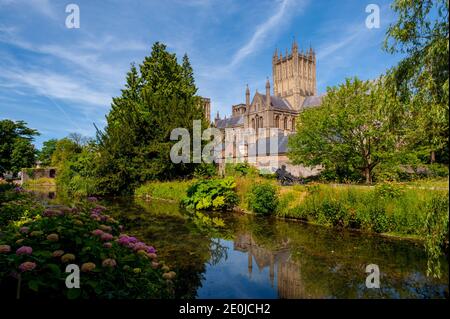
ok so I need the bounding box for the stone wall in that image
[21,168,57,184]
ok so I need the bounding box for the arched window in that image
[251,118,255,129]
[259,116,263,128]
[284,117,288,130]
[274,115,279,128]
[291,118,295,131]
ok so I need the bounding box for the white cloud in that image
[230,0,306,67]
[0,68,111,108]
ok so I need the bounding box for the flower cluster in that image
[117,235,156,254]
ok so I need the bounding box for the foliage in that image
[275,183,449,251]
[424,193,449,278]
[38,139,58,167]
[0,197,175,299]
[193,163,217,179]
[0,120,39,175]
[181,177,239,211]
[247,183,278,215]
[0,187,44,227]
[384,0,449,164]
[225,162,259,177]
[288,78,402,184]
[94,42,207,195]
[52,138,99,197]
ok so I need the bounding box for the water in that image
[33,188,448,299]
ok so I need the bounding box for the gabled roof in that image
[254,93,294,111]
[215,115,244,129]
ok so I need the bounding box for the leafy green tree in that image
[38,139,58,166]
[0,119,39,174]
[288,78,401,184]
[384,0,449,163]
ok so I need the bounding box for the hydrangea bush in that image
[0,192,175,299]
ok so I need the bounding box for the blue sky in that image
[0,0,402,148]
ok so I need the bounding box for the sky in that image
[0,0,403,149]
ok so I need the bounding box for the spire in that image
[273,48,278,60]
[292,36,298,52]
[265,77,271,109]
[245,84,250,106]
[215,111,220,120]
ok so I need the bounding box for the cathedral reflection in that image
[234,232,305,298]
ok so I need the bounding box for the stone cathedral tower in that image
[272,39,316,110]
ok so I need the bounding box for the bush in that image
[181,177,239,211]
[193,163,217,179]
[375,183,404,199]
[225,162,259,177]
[0,201,175,299]
[247,183,278,215]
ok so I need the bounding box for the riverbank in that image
[134,177,449,244]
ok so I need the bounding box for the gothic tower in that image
[272,39,316,110]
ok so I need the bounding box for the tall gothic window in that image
[274,115,279,128]
[251,118,255,129]
[259,116,263,128]
[291,118,295,131]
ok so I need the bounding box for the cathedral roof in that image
[302,95,323,108]
[254,92,294,111]
[215,115,244,129]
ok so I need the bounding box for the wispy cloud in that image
[0,69,111,108]
[230,0,302,67]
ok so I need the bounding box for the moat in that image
[32,188,448,299]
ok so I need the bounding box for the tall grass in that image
[276,184,449,239]
[134,180,193,202]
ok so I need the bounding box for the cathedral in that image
[213,40,323,177]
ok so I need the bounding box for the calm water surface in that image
[34,188,449,299]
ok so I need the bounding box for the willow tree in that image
[288,78,402,184]
[384,0,449,163]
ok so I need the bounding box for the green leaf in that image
[28,280,39,292]
[67,288,81,299]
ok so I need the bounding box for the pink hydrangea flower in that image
[100,233,113,241]
[19,262,36,272]
[91,229,104,236]
[16,246,32,255]
[19,227,30,234]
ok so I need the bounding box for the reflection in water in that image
[29,188,448,299]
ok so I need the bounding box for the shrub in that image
[193,163,218,178]
[225,162,259,177]
[0,201,175,299]
[181,177,239,211]
[375,183,404,199]
[247,183,278,215]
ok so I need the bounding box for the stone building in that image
[214,40,323,177]
[200,97,211,124]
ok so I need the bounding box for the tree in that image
[288,78,401,184]
[384,0,449,163]
[0,119,39,175]
[95,42,206,195]
[38,139,58,166]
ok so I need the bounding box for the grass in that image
[134,180,194,202]
[22,177,56,187]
